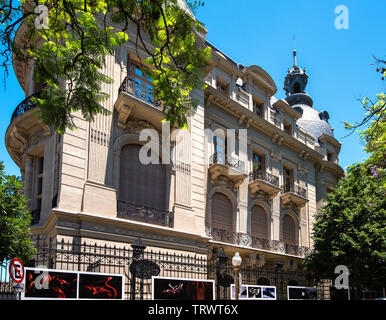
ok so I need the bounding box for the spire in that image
[284,49,312,107]
[293,49,297,67]
[293,35,297,67]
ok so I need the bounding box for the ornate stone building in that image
[6,10,344,282]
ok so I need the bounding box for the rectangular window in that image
[327,151,333,161]
[217,78,229,96]
[253,101,264,117]
[128,60,154,103]
[284,122,292,135]
[214,135,226,164]
[283,167,294,191]
[252,152,265,171]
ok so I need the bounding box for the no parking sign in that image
[9,258,25,284]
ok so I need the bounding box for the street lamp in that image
[232,252,242,300]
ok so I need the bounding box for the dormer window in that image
[217,78,229,96]
[284,121,292,136]
[253,100,264,117]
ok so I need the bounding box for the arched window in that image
[211,193,233,233]
[251,205,268,239]
[282,214,296,245]
[119,144,166,209]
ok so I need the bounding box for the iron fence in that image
[1,237,331,300]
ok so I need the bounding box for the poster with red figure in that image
[23,269,78,299]
[21,268,124,300]
[152,276,215,300]
[78,272,123,299]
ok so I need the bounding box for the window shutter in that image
[282,215,296,245]
[211,193,233,233]
[251,205,268,239]
[120,144,166,210]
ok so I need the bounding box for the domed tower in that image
[283,50,344,214]
[284,50,334,139]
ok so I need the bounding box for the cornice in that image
[316,160,345,178]
[273,98,302,120]
[319,133,342,154]
[205,86,324,164]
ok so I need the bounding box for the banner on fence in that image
[230,284,277,300]
[152,276,215,300]
[287,286,318,300]
[21,267,125,300]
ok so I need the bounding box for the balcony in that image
[208,153,247,189]
[10,93,40,123]
[6,93,50,167]
[114,76,163,130]
[280,183,308,208]
[248,169,281,199]
[206,227,310,258]
[117,200,173,228]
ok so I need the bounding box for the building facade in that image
[5,9,344,298]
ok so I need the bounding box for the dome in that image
[294,104,334,138]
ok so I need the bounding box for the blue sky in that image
[0,0,385,176]
[196,0,385,169]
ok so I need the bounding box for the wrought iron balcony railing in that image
[282,183,307,199]
[117,200,173,228]
[10,93,40,123]
[118,76,162,110]
[249,168,280,187]
[206,227,310,258]
[209,152,245,173]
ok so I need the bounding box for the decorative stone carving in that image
[125,119,157,135]
[117,104,133,129]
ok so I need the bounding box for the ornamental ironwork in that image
[282,183,308,198]
[209,152,245,173]
[206,227,310,258]
[118,76,162,110]
[117,200,173,228]
[249,168,280,187]
[10,93,40,123]
[129,259,160,280]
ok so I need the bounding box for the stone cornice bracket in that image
[271,133,279,144]
[270,150,281,161]
[245,118,253,128]
[233,178,244,191]
[299,150,309,160]
[316,162,326,172]
[117,104,133,130]
[271,133,284,146]
[238,114,246,125]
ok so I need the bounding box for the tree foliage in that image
[0,0,211,132]
[0,161,36,265]
[305,59,386,292]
